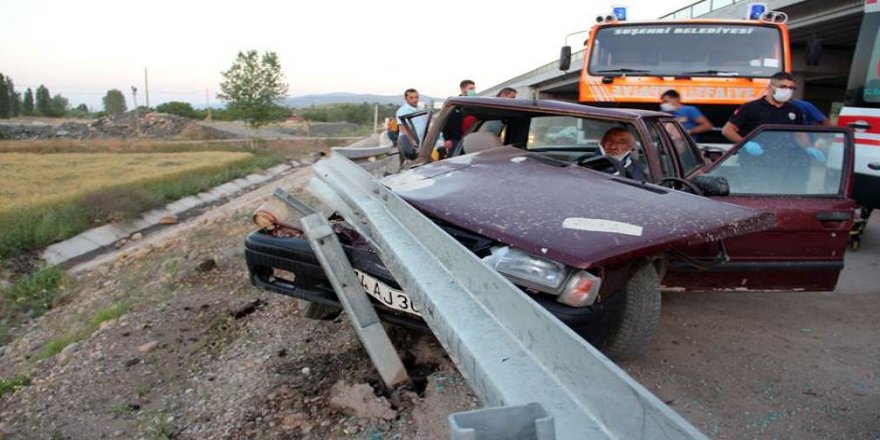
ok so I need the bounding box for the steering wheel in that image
[575,154,629,178]
[658,177,703,195]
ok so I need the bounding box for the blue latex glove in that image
[805,147,826,162]
[742,141,764,156]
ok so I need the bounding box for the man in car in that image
[440,80,477,158]
[599,128,648,181]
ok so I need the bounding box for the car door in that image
[664,125,855,291]
[398,110,433,161]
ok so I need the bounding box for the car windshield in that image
[525,115,637,151]
[706,129,846,196]
[589,24,783,78]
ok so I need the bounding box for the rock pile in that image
[0,112,238,140]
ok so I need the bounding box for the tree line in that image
[3,56,403,127]
[0,72,79,118]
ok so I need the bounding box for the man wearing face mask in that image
[660,90,713,138]
[599,128,648,181]
[440,80,477,158]
[722,72,804,143]
[722,72,825,190]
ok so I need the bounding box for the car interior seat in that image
[459,131,503,155]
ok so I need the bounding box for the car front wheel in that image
[602,263,662,361]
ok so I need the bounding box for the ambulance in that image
[839,0,880,214]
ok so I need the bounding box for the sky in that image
[1,0,695,109]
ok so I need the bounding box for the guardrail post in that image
[299,213,409,388]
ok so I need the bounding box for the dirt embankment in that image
[0,164,878,439]
[0,169,476,439]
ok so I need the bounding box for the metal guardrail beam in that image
[331,144,394,159]
[307,154,707,440]
[299,213,410,388]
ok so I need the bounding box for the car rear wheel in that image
[298,300,342,320]
[602,264,661,361]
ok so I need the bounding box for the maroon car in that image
[245,97,855,359]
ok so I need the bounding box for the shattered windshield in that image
[526,115,637,150]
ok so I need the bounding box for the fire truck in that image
[559,5,791,145]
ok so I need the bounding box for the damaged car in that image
[245,97,856,359]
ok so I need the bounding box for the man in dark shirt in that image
[722,72,825,192]
[722,71,804,143]
[440,80,476,158]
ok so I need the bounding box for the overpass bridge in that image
[483,0,864,113]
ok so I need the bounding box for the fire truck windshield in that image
[588,24,784,78]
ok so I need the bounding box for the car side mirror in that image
[691,175,730,197]
[559,46,572,71]
[701,146,725,163]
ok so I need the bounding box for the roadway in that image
[624,214,880,438]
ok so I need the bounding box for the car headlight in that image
[483,246,566,290]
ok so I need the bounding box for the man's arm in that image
[690,115,713,135]
[721,122,743,143]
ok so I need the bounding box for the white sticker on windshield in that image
[562,218,643,237]
[763,58,780,68]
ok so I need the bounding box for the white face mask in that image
[660,103,677,112]
[772,87,793,103]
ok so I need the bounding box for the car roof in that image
[445,96,668,120]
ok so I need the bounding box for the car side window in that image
[662,121,704,176]
[706,129,846,195]
[648,123,676,178]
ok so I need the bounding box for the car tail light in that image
[558,271,601,307]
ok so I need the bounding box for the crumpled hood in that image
[381,146,774,269]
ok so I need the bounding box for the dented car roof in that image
[383,146,774,269]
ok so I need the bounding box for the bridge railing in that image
[660,0,750,19]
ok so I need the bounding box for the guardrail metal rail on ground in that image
[278,152,707,440]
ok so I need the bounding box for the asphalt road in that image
[624,214,880,439]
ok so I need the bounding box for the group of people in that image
[661,71,830,141]
[388,80,518,158]
[390,71,830,181]
[610,71,831,179]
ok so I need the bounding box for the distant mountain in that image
[283,92,443,108]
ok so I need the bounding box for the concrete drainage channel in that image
[42,133,392,268]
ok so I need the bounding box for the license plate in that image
[355,270,421,316]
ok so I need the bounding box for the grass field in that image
[0,152,254,213]
[0,138,335,261]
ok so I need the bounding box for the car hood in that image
[381,146,774,269]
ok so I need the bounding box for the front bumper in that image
[244,230,609,337]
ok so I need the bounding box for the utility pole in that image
[144,67,150,108]
[131,86,140,136]
[373,104,378,133]
[205,88,213,121]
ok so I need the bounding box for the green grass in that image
[0,151,286,260]
[34,302,129,360]
[0,267,66,332]
[0,373,32,397]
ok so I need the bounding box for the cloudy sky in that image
[1,0,694,108]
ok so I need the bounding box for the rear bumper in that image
[244,230,606,335]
